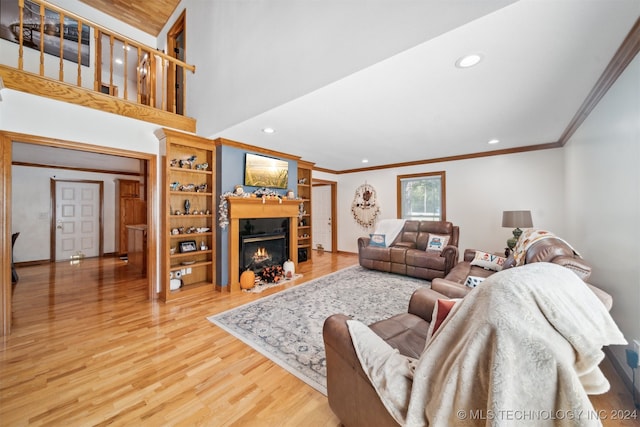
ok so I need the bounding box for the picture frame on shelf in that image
[179,240,197,253]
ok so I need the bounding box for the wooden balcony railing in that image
[0,0,196,132]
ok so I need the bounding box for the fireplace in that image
[240,218,289,275]
[240,232,287,275]
[227,197,300,292]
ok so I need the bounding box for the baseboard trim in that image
[16,253,120,267]
[14,259,50,267]
[604,347,639,398]
[335,250,357,255]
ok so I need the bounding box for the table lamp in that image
[502,210,533,253]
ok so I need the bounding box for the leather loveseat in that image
[358,220,459,281]
[323,280,465,427]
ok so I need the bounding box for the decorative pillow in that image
[369,233,386,247]
[425,234,450,252]
[470,251,506,271]
[464,275,486,288]
[426,298,460,341]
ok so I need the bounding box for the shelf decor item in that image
[170,278,183,291]
[179,240,197,253]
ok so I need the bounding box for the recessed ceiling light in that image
[362,159,369,163]
[455,53,483,68]
[488,139,500,144]
[262,127,275,134]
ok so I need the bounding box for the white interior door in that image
[55,181,101,261]
[312,185,332,252]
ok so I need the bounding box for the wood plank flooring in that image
[2,252,638,426]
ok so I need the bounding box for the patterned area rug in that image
[207,265,429,395]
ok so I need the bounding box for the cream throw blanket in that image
[372,219,407,247]
[348,262,627,426]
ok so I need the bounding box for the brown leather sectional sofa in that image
[324,236,614,426]
[358,220,459,280]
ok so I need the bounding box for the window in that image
[397,171,446,221]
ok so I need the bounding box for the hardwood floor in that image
[2,252,638,426]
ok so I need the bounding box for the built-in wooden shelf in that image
[157,128,216,302]
[297,161,314,263]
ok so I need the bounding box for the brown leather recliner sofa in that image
[324,237,614,426]
[323,280,466,427]
[433,236,612,309]
[358,220,459,281]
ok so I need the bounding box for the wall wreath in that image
[351,182,380,228]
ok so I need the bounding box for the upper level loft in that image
[0,0,196,133]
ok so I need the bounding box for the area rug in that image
[207,265,429,394]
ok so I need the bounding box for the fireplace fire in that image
[240,231,287,276]
[253,247,270,262]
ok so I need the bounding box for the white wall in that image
[563,54,640,386]
[0,89,161,152]
[315,148,566,256]
[160,0,515,136]
[11,166,142,262]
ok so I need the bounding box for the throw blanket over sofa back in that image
[348,262,627,427]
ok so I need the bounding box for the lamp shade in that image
[502,210,533,228]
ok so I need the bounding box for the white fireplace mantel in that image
[227,197,299,292]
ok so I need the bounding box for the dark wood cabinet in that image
[115,179,146,256]
[126,225,147,275]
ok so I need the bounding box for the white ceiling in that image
[210,0,640,172]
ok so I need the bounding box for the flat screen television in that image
[244,153,289,189]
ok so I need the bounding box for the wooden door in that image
[167,11,186,115]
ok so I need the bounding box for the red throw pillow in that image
[432,299,458,334]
